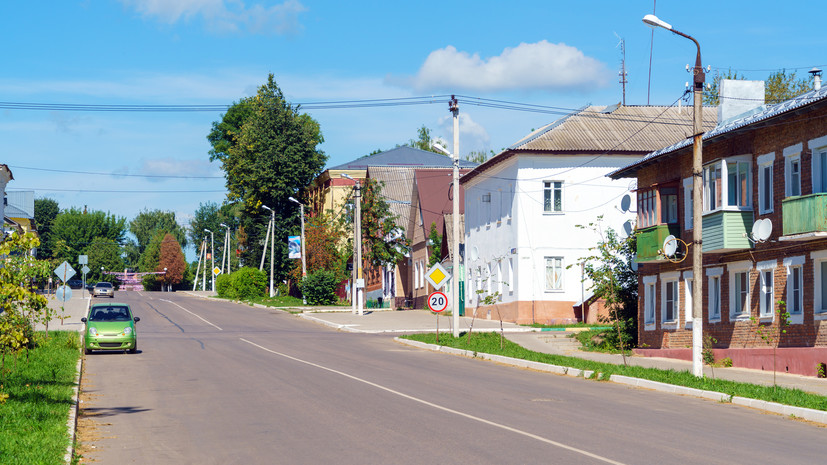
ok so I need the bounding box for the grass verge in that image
[0,331,81,464]
[401,332,827,412]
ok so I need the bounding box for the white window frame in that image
[643,275,657,329]
[757,152,775,214]
[783,255,805,324]
[809,136,827,194]
[544,256,563,292]
[683,177,693,230]
[812,250,827,320]
[543,181,563,213]
[784,143,803,197]
[728,260,752,322]
[756,260,777,321]
[496,260,503,295]
[508,257,514,294]
[661,271,680,327]
[683,271,693,327]
[703,155,752,213]
[707,267,723,323]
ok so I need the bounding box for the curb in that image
[65,298,90,464]
[395,338,827,426]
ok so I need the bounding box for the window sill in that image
[661,322,678,330]
[759,316,774,323]
[684,321,693,329]
[814,312,827,321]
[644,322,656,331]
[789,313,804,325]
[544,289,564,294]
[729,315,751,323]
[703,206,753,215]
[708,317,721,324]
[543,211,564,216]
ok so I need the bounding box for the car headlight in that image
[88,327,98,337]
[122,327,133,336]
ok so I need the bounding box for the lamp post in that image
[220,222,231,276]
[260,205,276,297]
[643,14,705,377]
[288,196,308,305]
[163,267,168,292]
[204,229,215,293]
[341,173,363,315]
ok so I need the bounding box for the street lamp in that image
[260,205,275,298]
[163,267,168,292]
[288,196,308,305]
[204,228,215,293]
[220,222,231,276]
[643,14,705,377]
[341,173,363,315]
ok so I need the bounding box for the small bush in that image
[721,357,733,367]
[215,274,233,298]
[300,270,338,305]
[230,267,267,300]
[141,274,161,291]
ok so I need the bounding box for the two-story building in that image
[610,79,827,376]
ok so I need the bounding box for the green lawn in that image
[402,332,827,412]
[0,331,81,465]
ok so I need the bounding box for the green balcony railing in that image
[782,193,827,236]
[701,210,753,253]
[636,224,681,263]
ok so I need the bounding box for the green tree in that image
[189,202,240,272]
[138,230,165,273]
[84,238,124,283]
[157,233,186,291]
[33,198,59,259]
[129,209,187,256]
[703,68,745,106]
[406,125,442,154]
[49,208,127,263]
[208,74,327,277]
[345,178,409,268]
[464,149,494,164]
[427,222,442,267]
[765,70,812,103]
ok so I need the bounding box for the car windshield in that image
[89,306,131,322]
[95,282,113,288]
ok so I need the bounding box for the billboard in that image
[288,235,301,259]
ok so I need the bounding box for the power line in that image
[8,165,224,179]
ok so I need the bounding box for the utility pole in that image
[341,174,363,315]
[205,229,215,293]
[450,95,461,338]
[289,197,308,305]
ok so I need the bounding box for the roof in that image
[366,166,417,231]
[463,104,717,184]
[329,146,478,170]
[5,191,34,218]
[414,169,471,238]
[609,85,827,178]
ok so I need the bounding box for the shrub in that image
[230,267,267,300]
[141,274,161,291]
[300,270,338,305]
[215,274,233,298]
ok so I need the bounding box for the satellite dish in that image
[620,194,632,213]
[469,246,479,261]
[622,220,633,236]
[630,254,638,271]
[757,218,772,241]
[751,219,764,241]
[663,235,678,257]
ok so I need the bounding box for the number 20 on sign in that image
[427,291,448,313]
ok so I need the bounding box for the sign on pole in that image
[213,267,222,276]
[425,263,451,290]
[78,255,88,265]
[54,261,76,283]
[427,291,448,313]
[287,235,301,259]
[81,265,90,275]
[55,285,72,302]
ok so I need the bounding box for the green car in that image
[81,303,140,354]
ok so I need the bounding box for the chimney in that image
[809,67,822,91]
[718,79,765,124]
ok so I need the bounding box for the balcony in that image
[636,224,681,263]
[701,210,753,253]
[781,193,827,240]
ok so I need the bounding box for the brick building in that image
[610,80,827,376]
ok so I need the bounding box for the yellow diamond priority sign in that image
[425,262,451,290]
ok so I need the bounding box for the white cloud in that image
[396,40,611,93]
[139,157,222,181]
[121,0,306,35]
[435,113,491,156]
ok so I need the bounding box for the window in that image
[683,177,693,230]
[784,144,803,197]
[707,267,723,322]
[813,250,827,317]
[661,273,679,324]
[508,258,514,293]
[757,260,776,319]
[543,181,563,213]
[637,186,678,228]
[638,189,656,227]
[784,255,805,324]
[497,261,503,295]
[729,261,752,321]
[545,257,563,291]
[683,271,693,326]
[643,276,657,327]
[814,148,827,193]
[703,157,752,212]
[757,152,775,214]
[661,188,678,224]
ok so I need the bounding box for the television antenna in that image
[659,234,690,263]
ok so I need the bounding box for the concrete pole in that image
[691,62,705,378]
[269,210,275,298]
[355,180,363,316]
[202,240,206,292]
[300,202,307,305]
[451,95,461,338]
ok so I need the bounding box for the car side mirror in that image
[133,317,140,322]
[81,317,87,323]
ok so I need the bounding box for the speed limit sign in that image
[427,291,448,313]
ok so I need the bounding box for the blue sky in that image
[3,0,826,256]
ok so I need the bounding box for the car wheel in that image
[129,347,137,354]
[84,348,92,355]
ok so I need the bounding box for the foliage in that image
[129,209,188,257]
[749,300,791,387]
[229,267,267,300]
[427,222,442,267]
[141,273,161,291]
[33,198,59,259]
[83,237,124,283]
[138,230,164,273]
[704,68,813,105]
[300,269,339,305]
[703,68,746,106]
[0,233,50,347]
[209,74,327,276]
[288,211,347,285]
[348,178,409,267]
[215,273,232,297]
[405,125,443,154]
[48,207,126,263]
[188,202,241,274]
[157,233,186,290]
[574,216,638,354]
[464,149,495,164]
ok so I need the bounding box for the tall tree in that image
[138,230,165,273]
[157,233,186,290]
[406,125,442,154]
[764,70,812,103]
[288,211,347,284]
[129,209,187,256]
[208,74,327,277]
[465,149,494,164]
[33,198,59,259]
[84,238,124,283]
[351,178,409,267]
[49,208,127,263]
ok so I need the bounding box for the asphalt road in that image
[81,292,826,464]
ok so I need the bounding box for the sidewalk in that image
[296,308,827,397]
[36,290,91,332]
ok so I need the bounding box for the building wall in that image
[636,105,827,350]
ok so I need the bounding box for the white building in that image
[461,104,716,324]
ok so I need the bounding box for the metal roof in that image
[609,85,827,178]
[329,146,478,170]
[366,166,417,231]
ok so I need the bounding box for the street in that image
[80,293,826,464]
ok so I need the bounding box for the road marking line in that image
[161,299,223,331]
[239,338,624,465]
